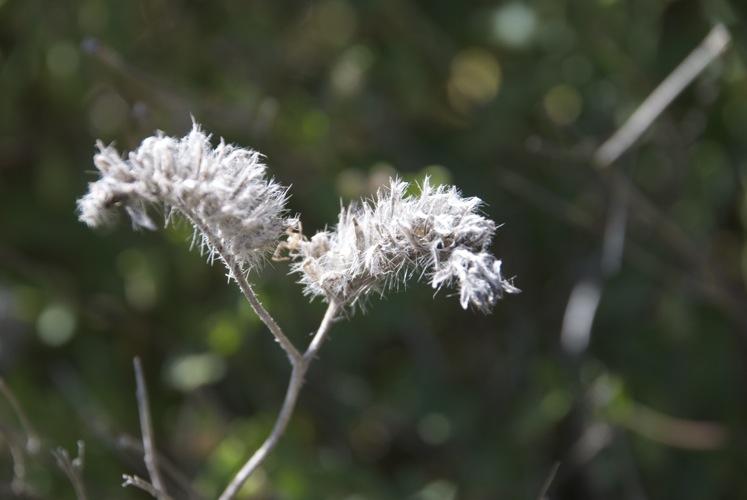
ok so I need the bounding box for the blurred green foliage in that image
[2,0,747,498]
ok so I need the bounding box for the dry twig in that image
[536,461,561,500]
[132,357,170,500]
[218,300,341,500]
[0,378,42,496]
[0,378,40,454]
[52,441,88,500]
[594,23,731,167]
[122,474,162,498]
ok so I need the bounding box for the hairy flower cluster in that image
[284,178,519,313]
[77,122,288,272]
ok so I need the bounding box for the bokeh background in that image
[2,0,747,498]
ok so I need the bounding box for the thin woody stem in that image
[594,23,731,167]
[303,301,341,363]
[218,300,340,500]
[186,216,302,364]
[52,442,89,500]
[178,208,341,499]
[229,260,302,364]
[0,378,40,454]
[133,357,170,500]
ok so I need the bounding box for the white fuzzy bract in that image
[285,178,519,313]
[77,122,288,272]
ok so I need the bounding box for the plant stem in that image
[229,260,302,364]
[218,300,340,500]
[594,23,730,167]
[186,216,302,364]
[133,357,169,499]
[184,215,342,498]
[0,377,40,453]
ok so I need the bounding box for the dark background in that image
[2,0,747,498]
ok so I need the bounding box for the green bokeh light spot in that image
[208,316,242,356]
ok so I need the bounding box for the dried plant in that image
[283,177,519,312]
[76,122,517,499]
[78,121,288,274]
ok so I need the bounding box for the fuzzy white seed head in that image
[77,122,288,272]
[282,177,519,312]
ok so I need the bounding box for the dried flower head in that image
[282,178,519,313]
[77,122,288,272]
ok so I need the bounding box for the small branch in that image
[52,441,88,500]
[133,357,169,500]
[621,402,727,450]
[302,301,342,363]
[114,434,203,500]
[217,365,304,500]
[536,461,561,500]
[0,377,42,497]
[181,205,342,499]
[559,277,602,355]
[186,216,302,364]
[230,262,302,364]
[8,441,27,495]
[50,363,204,500]
[122,474,160,498]
[561,172,630,355]
[599,171,629,277]
[218,300,340,500]
[499,165,747,330]
[594,23,731,167]
[0,378,40,454]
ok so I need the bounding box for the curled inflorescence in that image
[77,122,288,272]
[283,178,519,313]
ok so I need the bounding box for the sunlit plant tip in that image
[282,177,519,313]
[77,122,289,273]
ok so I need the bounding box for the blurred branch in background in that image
[536,461,561,500]
[129,357,170,499]
[621,402,727,451]
[50,363,203,500]
[0,378,40,497]
[561,22,735,358]
[524,21,739,497]
[52,441,87,500]
[594,24,731,168]
[1,380,88,499]
[0,379,40,457]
